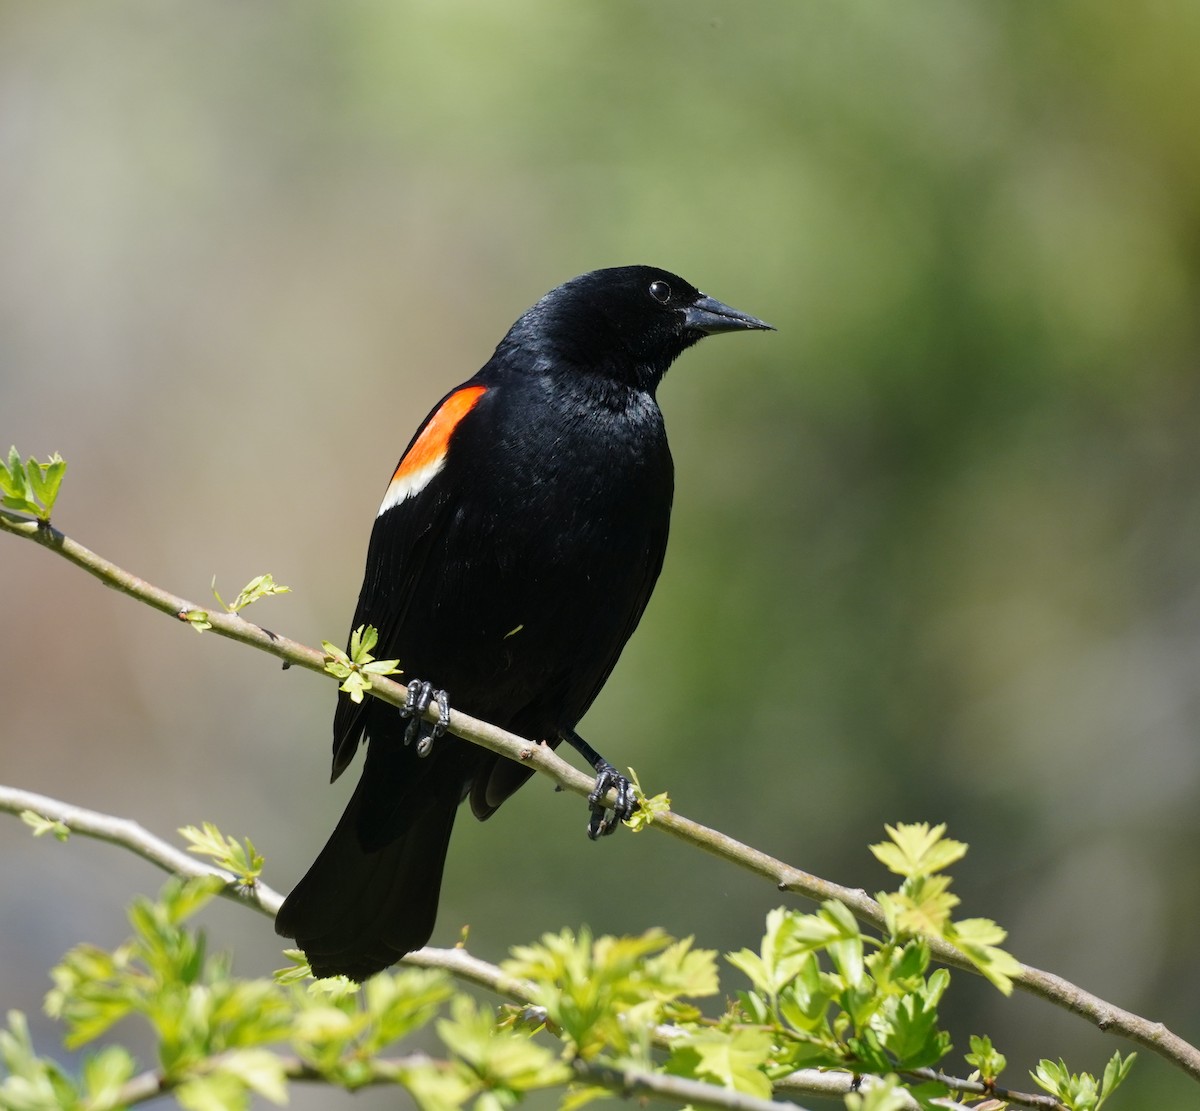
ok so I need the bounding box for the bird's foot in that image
[402,680,450,758]
[587,760,636,840]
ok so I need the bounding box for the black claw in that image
[586,760,636,840]
[402,680,450,758]
[433,689,450,737]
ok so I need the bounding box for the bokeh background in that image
[4,2,1200,1106]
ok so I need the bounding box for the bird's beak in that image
[684,294,776,335]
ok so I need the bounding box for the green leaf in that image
[272,949,313,985]
[0,449,67,520]
[945,918,1021,996]
[870,823,967,879]
[177,1070,251,1111]
[217,1049,288,1105]
[81,1045,137,1111]
[622,766,671,831]
[396,1059,477,1111]
[728,906,810,999]
[20,810,70,842]
[1099,1050,1136,1108]
[349,624,379,660]
[213,573,292,614]
[360,969,455,1053]
[437,996,570,1095]
[872,983,951,1069]
[179,822,264,885]
[668,1028,774,1099]
[323,626,400,702]
[965,1033,1007,1085]
[1030,1053,1134,1111]
[339,671,371,703]
[878,874,960,938]
[25,455,66,520]
[322,641,353,677]
[503,927,716,1060]
[0,446,26,501]
[183,609,213,633]
[45,944,138,1049]
[0,1009,80,1109]
[775,953,835,1036]
[159,873,226,924]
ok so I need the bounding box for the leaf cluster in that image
[322,625,401,703]
[503,928,717,1061]
[182,573,292,634]
[1032,1053,1136,1111]
[871,823,1022,993]
[0,825,1141,1111]
[0,449,65,522]
[178,824,263,888]
[210,574,290,615]
[0,876,577,1111]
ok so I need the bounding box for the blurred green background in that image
[4,2,1200,1106]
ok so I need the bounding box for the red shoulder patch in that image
[394,385,487,482]
[378,385,487,515]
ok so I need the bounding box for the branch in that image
[0,784,285,914]
[776,1066,1065,1111]
[776,1070,966,1111]
[571,1059,815,1111]
[4,506,1200,1086]
[109,1053,816,1111]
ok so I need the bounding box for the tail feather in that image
[276,754,459,982]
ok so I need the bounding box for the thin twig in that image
[775,1069,972,1110]
[3,506,1198,1085]
[110,1052,813,1111]
[574,1059,815,1111]
[0,784,285,913]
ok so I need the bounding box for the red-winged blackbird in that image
[275,266,773,980]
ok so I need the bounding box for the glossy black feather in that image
[275,266,772,978]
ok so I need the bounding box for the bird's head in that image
[502,265,775,392]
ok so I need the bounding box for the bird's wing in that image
[330,381,490,779]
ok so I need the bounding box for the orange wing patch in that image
[377,385,487,516]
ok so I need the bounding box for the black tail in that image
[275,743,460,982]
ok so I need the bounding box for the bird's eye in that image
[649,280,672,303]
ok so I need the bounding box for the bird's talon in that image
[586,761,634,840]
[402,680,450,757]
[432,689,450,740]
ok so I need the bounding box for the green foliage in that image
[503,928,717,1061]
[621,767,671,832]
[322,624,402,703]
[210,574,291,615]
[843,1074,914,1111]
[872,823,1022,993]
[20,811,70,843]
[0,871,579,1111]
[0,448,66,522]
[725,904,952,1087]
[438,996,571,1111]
[183,573,292,634]
[0,823,1141,1111]
[667,1028,775,1099]
[178,823,263,887]
[181,609,213,633]
[964,1033,1007,1086]
[1032,1051,1137,1111]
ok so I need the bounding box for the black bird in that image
[275,266,773,980]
